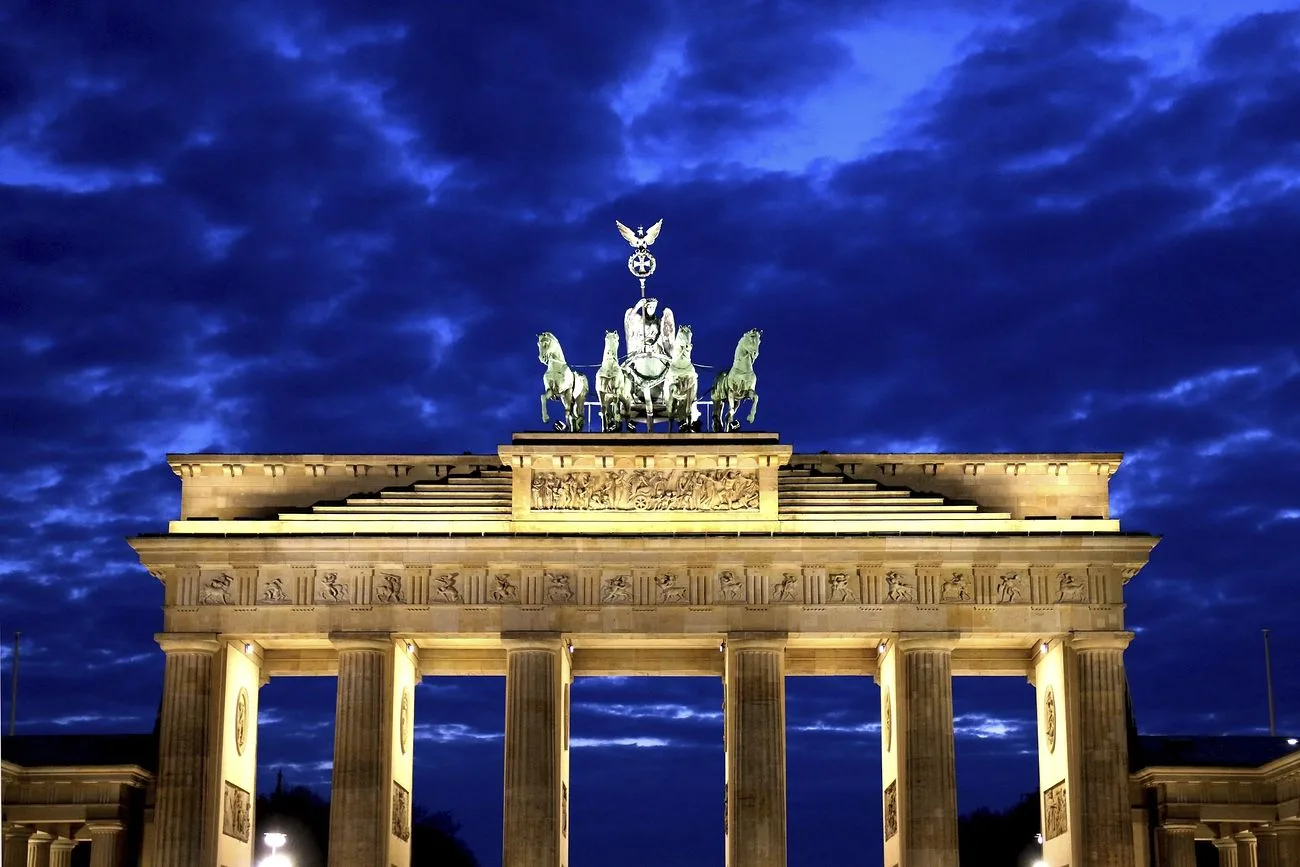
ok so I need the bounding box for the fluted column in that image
[88,821,124,867]
[1073,633,1136,867]
[1254,829,1279,867]
[48,838,77,867]
[725,634,787,867]
[502,633,569,867]
[1159,825,1198,867]
[3,826,32,865]
[1213,837,1239,867]
[328,635,414,867]
[1235,831,1258,867]
[1274,826,1300,866]
[152,635,219,867]
[27,830,53,867]
[879,636,958,867]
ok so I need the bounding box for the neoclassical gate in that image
[130,432,1157,867]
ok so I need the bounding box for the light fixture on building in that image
[260,832,291,867]
[1040,641,1049,654]
[718,641,726,653]
[243,642,253,654]
[405,641,415,655]
[877,641,887,655]
[566,641,574,654]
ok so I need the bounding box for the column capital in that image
[1069,630,1135,652]
[724,631,788,650]
[85,821,126,833]
[1235,830,1257,841]
[1213,836,1237,849]
[893,632,960,652]
[50,837,78,851]
[155,632,221,654]
[328,631,397,653]
[500,631,565,651]
[2,823,33,840]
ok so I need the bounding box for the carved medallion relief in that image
[939,572,972,602]
[199,573,234,605]
[655,573,688,603]
[544,573,573,603]
[234,688,249,756]
[883,781,898,841]
[884,571,917,603]
[996,572,1023,604]
[882,689,892,753]
[399,688,411,755]
[530,469,760,512]
[315,571,350,604]
[716,570,745,602]
[375,572,404,604]
[1043,781,1068,840]
[259,576,289,604]
[601,575,633,604]
[1055,571,1088,603]
[1044,687,1058,754]
[491,573,519,603]
[222,781,251,842]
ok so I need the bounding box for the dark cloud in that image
[3,0,1300,865]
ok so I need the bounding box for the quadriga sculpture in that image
[538,332,589,432]
[664,325,699,432]
[711,329,761,431]
[595,330,634,432]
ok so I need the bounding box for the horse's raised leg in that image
[747,390,758,424]
[541,394,550,424]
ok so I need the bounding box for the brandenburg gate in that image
[130,433,1156,867]
[128,220,1157,866]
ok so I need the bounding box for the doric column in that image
[1274,825,1300,866]
[27,830,53,867]
[49,838,77,867]
[1158,825,1198,867]
[88,821,125,867]
[1254,828,1279,867]
[879,635,959,867]
[1213,837,1239,867]
[328,634,419,867]
[1073,633,1135,867]
[3,825,32,866]
[152,635,219,866]
[1235,831,1258,867]
[724,634,787,867]
[502,633,570,867]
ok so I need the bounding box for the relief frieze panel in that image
[1043,781,1068,840]
[530,469,760,512]
[222,781,251,843]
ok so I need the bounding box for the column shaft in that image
[725,640,787,867]
[897,645,959,867]
[1159,827,1197,867]
[152,648,216,866]
[1254,831,1278,867]
[1274,828,1300,866]
[3,826,32,867]
[329,647,390,867]
[1075,646,1135,867]
[49,840,77,867]
[502,641,567,867]
[27,831,52,867]
[1214,840,1239,867]
[88,823,124,867]
[1236,833,1258,867]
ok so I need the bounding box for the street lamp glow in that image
[1031,860,1048,867]
[260,831,291,867]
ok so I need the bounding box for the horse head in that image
[673,325,694,361]
[537,332,562,364]
[603,330,619,357]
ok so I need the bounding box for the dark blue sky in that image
[3,1,1299,865]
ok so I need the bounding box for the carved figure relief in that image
[883,781,898,841]
[883,689,892,753]
[491,574,519,603]
[771,573,799,602]
[259,577,288,604]
[827,572,857,603]
[434,572,462,603]
[399,688,410,755]
[655,574,688,603]
[885,571,916,603]
[530,469,760,512]
[940,572,972,602]
[1043,781,1068,840]
[199,573,233,605]
[601,575,633,603]
[544,573,573,603]
[717,570,745,602]
[1055,572,1088,603]
[375,572,404,604]
[392,782,411,841]
[317,572,349,603]
[222,781,251,842]
[234,688,249,756]
[1044,687,1058,754]
[996,572,1023,604]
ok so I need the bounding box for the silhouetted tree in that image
[958,791,1042,867]
[254,771,479,867]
